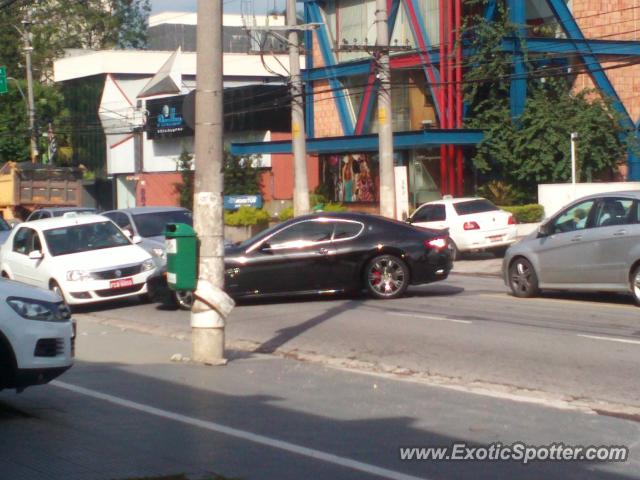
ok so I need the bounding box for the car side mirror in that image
[258,241,272,253]
[123,229,133,238]
[132,235,142,244]
[406,217,413,224]
[538,223,551,237]
[28,250,43,260]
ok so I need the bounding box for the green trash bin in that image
[165,223,197,291]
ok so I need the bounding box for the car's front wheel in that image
[50,281,69,306]
[174,290,194,310]
[508,257,539,298]
[364,254,409,300]
[630,265,640,306]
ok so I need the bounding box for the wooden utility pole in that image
[287,0,310,216]
[375,0,395,218]
[191,0,233,365]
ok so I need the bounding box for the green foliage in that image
[318,202,347,212]
[477,180,517,206]
[277,207,294,221]
[224,206,271,226]
[224,151,263,195]
[500,204,545,223]
[463,5,626,203]
[0,81,70,163]
[175,147,194,211]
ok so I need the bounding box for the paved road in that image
[71,274,640,414]
[1,320,638,480]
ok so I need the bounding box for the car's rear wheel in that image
[174,290,194,310]
[508,257,539,298]
[630,265,640,306]
[364,254,409,300]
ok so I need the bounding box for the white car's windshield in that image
[43,221,130,256]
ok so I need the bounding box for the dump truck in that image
[0,162,92,221]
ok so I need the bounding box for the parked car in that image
[101,206,193,308]
[223,212,452,300]
[0,278,74,392]
[26,207,96,221]
[0,215,156,306]
[408,196,517,259]
[503,191,640,304]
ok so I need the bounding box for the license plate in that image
[487,235,503,242]
[110,278,134,289]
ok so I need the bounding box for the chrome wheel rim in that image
[511,261,533,294]
[367,258,405,297]
[175,291,194,309]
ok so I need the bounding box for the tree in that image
[223,151,263,195]
[463,0,627,202]
[175,147,194,211]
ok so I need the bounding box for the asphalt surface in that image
[1,320,638,480]
[68,273,640,413]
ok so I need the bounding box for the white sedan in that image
[408,196,517,259]
[0,215,156,305]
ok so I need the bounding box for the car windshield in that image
[43,221,131,256]
[453,199,499,216]
[0,217,10,231]
[132,210,193,237]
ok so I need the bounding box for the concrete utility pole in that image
[375,0,395,218]
[287,0,310,216]
[191,0,234,365]
[22,10,38,163]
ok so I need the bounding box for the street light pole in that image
[375,0,395,218]
[21,10,38,163]
[287,0,310,217]
[191,0,234,365]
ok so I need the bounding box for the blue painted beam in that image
[508,0,526,119]
[231,129,484,155]
[304,3,314,138]
[484,0,497,22]
[503,37,640,56]
[307,1,355,135]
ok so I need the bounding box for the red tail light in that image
[463,221,480,230]
[508,215,516,225]
[425,237,448,250]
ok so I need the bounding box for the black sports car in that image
[224,212,452,300]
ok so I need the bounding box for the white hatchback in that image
[408,197,517,259]
[0,215,156,305]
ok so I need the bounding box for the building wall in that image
[136,172,183,207]
[572,0,640,122]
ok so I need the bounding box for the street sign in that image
[0,67,7,94]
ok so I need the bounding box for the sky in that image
[151,0,283,15]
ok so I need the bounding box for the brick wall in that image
[136,172,182,207]
[572,0,640,121]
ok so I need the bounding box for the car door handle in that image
[613,230,627,237]
[318,248,336,256]
[571,235,583,242]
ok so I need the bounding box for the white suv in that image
[409,197,517,259]
[0,279,74,392]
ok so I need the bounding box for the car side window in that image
[105,212,132,232]
[332,221,363,240]
[593,198,634,227]
[412,204,446,222]
[13,227,39,255]
[269,220,334,248]
[28,211,41,221]
[552,200,595,234]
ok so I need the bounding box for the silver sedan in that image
[503,191,640,304]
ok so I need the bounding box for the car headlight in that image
[6,297,70,322]
[66,270,90,281]
[151,248,166,259]
[142,258,156,272]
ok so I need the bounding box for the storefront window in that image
[320,153,379,202]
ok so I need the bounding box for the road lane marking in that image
[388,312,472,325]
[577,334,640,346]
[52,381,426,480]
[480,293,637,311]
